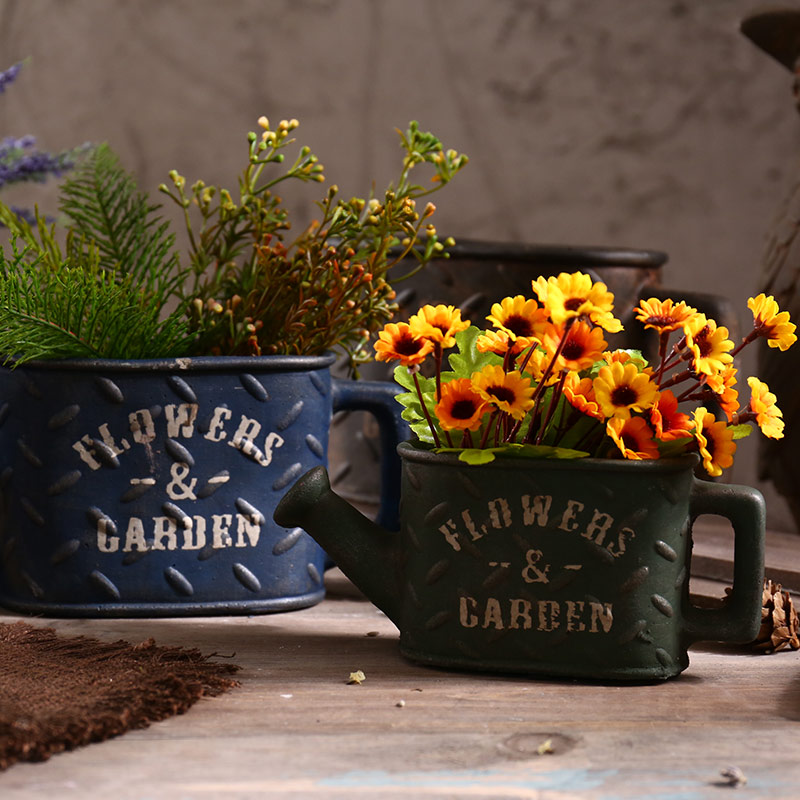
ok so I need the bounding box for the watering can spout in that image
[273,466,402,624]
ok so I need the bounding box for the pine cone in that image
[753,580,800,653]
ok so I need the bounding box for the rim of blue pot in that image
[0,352,337,373]
[398,440,700,473]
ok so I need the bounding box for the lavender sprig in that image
[0,61,88,223]
[0,136,84,188]
[0,63,22,94]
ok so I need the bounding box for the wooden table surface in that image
[1,569,798,800]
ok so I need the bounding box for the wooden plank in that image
[691,517,800,591]
[1,572,798,799]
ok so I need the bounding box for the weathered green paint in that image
[274,443,766,680]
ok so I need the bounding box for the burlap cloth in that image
[0,621,240,770]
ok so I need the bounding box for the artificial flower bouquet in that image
[375,271,796,473]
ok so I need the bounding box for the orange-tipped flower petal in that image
[533,272,622,333]
[434,378,488,431]
[374,322,433,366]
[593,361,659,419]
[683,314,734,377]
[408,304,470,348]
[693,406,736,477]
[607,416,660,460]
[471,365,535,420]
[650,389,693,441]
[747,377,784,439]
[563,372,604,421]
[543,320,607,372]
[486,295,548,345]
[635,297,697,334]
[748,293,797,351]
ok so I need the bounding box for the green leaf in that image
[588,350,649,376]
[434,442,589,465]
[656,437,694,458]
[730,423,753,440]
[457,448,497,465]
[446,325,501,379]
[500,443,590,460]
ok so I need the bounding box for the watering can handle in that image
[331,379,409,531]
[681,478,766,645]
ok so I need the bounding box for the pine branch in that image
[58,143,183,305]
[0,247,192,363]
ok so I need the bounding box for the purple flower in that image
[0,63,22,94]
[0,136,81,189]
[0,60,88,224]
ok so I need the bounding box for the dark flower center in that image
[395,333,425,356]
[450,399,479,420]
[564,297,585,312]
[487,386,516,404]
[610,385,637,406]
[622,433,639,451]
[562,339,585,360]
[502,314,534,338]
[646,314,676,327]
[693,326,712,357]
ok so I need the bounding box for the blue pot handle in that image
[331,379,409,530]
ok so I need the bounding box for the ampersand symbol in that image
[167,462,197,500]
[521,548,550,584]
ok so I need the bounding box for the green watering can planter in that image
[275,442,766,681]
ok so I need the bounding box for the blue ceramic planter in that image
[0,353,405,617]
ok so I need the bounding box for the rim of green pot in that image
[398,440,700,473]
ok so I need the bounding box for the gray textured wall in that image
[1,0,798,528]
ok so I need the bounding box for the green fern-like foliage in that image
[58,143,182,304]
[0,143,194,363]
[0,242,191,364]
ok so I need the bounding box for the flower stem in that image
[412,368,441,447]
[535,371,567,445]
[479,409,499,449]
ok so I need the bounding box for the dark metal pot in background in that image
[0,354,405,617]
[329,240,736,513]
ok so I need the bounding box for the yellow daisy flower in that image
[593,361,659,419]
[607,416,660,460]
[434,378,488,431]
[521,345,561,385]
[476,329,527,357]
[747,293,797,351]
[601,350,650,372]
[693,407,736,477]
[683,314,734,377]
[563,373,604,421]
[471,365,535,420]
[374,322,433,366]
[408,304,470,348]
[543,320,607,372]
[486,295,548,345]
[635,297,698,333]
[704,365,739,422]
[532,272,622,333]
[650,389,693,441]
[747,377,784,439]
